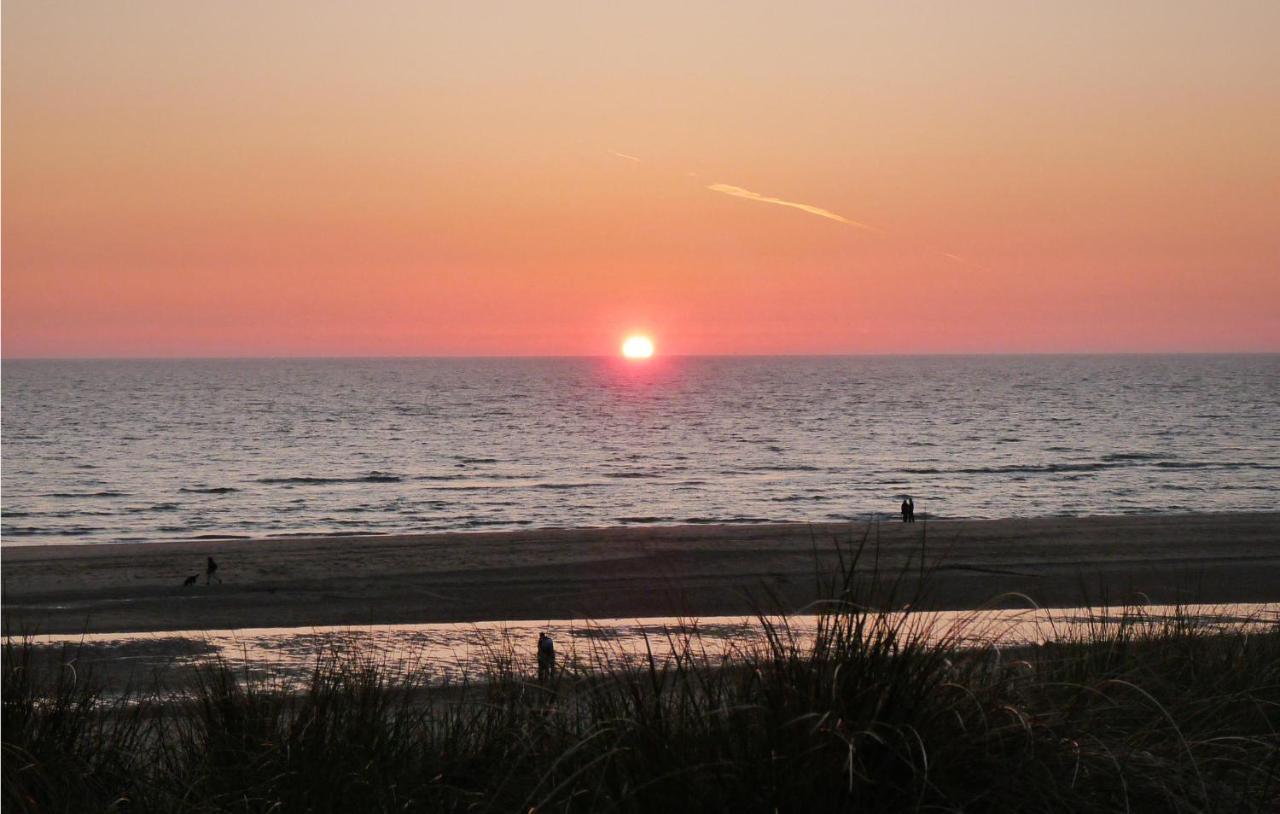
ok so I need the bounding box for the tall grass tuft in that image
[2,638,151,812]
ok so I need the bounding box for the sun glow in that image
[621,335,655,359]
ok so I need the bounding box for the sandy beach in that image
[3,513,1278,636]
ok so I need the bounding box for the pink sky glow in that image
[4,1,1278,357]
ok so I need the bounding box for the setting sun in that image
[621,335,655,359]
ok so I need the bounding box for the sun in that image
[621,335,655,359]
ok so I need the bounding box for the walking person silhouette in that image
[537,632,556,682]
[205,556,221,585]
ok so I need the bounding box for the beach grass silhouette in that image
[4,533,1279,813]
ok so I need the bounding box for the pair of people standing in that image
[900,497,916,523]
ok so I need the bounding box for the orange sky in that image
[4,1,1278,357]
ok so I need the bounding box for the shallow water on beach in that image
[3,355,1278,545]
[20,604,1280,689]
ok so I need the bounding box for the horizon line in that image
[4,350,1278,362]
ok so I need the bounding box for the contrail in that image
[939,252,992,272]
[598,148,982,264]
[706,183,881,232]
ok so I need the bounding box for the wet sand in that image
[4,513,1279,636]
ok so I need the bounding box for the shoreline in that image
[0,507,1258,550]
[4,512,1279,636]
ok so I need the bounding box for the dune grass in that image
[4,535,1279,813]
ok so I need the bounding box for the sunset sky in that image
[4,1,1278,357]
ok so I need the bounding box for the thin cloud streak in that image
[605,154,975,267]
[707,181,984,270]
[707,183,881,231]
[940,252,992,272]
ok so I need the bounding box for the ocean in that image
[2,355,1277,546]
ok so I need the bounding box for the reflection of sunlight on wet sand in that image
[20,603,1279,689]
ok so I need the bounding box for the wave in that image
[257,473,403,485]
[44,491,128,498]
[125,503,180,513]
[904,463,1107,476]
[603,472,659,479]
[2,525,102,536]
[1101,452,1170,462]
[972,463,1109,474]
[421,474,541,482]
[1153,461,1279,471]
[179,486,240,494]
[616,516,675,523]
[747,464,823,472]
[903,458,1278,477]
[682,516,774,525]
[264,530,389,538]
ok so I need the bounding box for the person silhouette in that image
[205,556,220,585]
[901,498,910,523]
[907,498,916,523]
[537,632,556,682]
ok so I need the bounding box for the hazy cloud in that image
[707,183,879,231]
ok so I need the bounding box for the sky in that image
[3,1,1278,357]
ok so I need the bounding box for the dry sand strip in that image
[3,513,1279,636]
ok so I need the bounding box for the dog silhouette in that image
[182,574,198,587]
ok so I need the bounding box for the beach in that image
[4,512,1278,636]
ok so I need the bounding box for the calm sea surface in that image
[3,356,1277,546]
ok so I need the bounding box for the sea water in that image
[3,355,1277,545]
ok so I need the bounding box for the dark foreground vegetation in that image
[5,547,1280,813]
